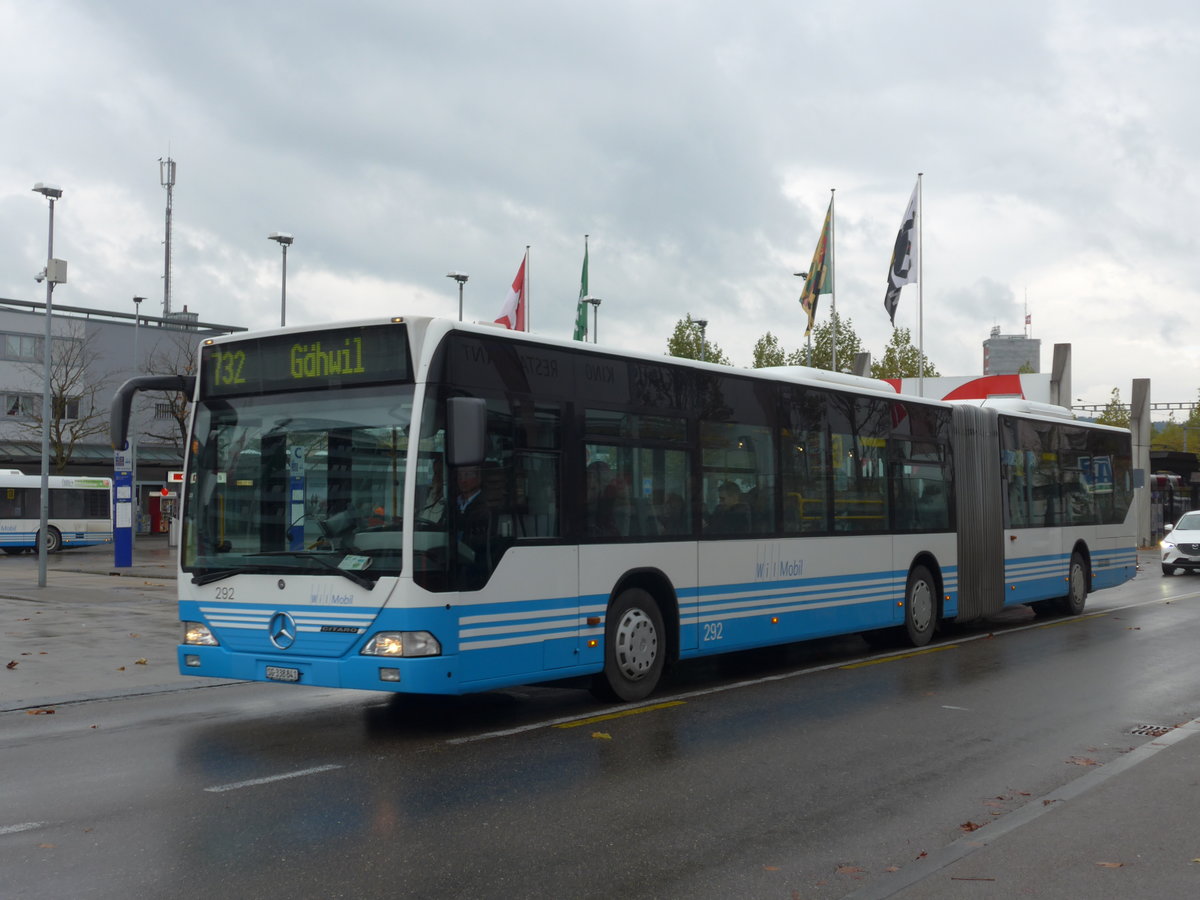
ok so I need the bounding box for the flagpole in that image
[917,172,924,397]
[525,245,531,332]
[830,188,837,373]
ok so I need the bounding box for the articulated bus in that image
[110,317,1137,701]
[0,471,114,554]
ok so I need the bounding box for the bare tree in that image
[143,330,198,451]
[16,320,112,472]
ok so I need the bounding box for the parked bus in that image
[110,317,1137,701]
[0,470,114,554]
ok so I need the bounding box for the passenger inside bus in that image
[707,481,751,534]
[416,457,446,525]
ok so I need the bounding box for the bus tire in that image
[592,588,665,702]
[2,547,24,556]
[39,527,63,554]
[903,565,936,647]
[1057,551,1087,616]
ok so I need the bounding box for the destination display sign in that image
[201,324,411,398]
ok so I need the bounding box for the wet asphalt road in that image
[3,559,1199,899]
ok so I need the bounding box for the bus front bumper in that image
[177,646,463,694]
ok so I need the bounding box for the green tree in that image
[1095,387,1130,428]
[666,314,731,365]
[752,331,786,368]
[870,327,940,379]
[808,311,863,373]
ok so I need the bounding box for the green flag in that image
[573,239,590,341]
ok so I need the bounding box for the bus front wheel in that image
[904,565,936,647]
[592,588,665,703]
[38,527,62,554]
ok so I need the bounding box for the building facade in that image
[982,325,1040,375]
[0,298,243,532]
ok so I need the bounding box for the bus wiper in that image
[191,567,254,586]
[245,551,378,590]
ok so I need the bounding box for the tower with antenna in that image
[159,157,176,318]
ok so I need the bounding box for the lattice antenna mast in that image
[159,157,176,318]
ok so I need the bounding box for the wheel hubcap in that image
[614,608,658,681]
[909,580,933,633]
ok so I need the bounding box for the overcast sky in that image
[3,0,1197,407]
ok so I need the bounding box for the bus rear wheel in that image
[1057,551,1087,616]
[38,527,62,554]
[904,565,937,647]
[592,588,665,702]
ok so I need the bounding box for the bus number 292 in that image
[703,622,724,642]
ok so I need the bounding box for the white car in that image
[1161,510,1200,575]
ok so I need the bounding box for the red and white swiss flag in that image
[494,255,527,331]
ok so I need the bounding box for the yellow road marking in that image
[1036,612,1108,629]
[554,700,686,728]
[840,644,959,669]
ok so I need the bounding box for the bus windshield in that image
[183,384,415,582]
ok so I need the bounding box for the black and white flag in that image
[883,181,919,325]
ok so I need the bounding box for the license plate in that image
[265,665,300,683]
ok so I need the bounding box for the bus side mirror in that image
[447,397,487,468]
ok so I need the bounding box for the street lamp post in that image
[447,272,469,321]
[33,182,65,588]
[268,232,294,327]
[696,318,708,363]
[584,296,602,343]
[131,296,145,545]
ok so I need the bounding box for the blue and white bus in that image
[110,317,1137,700]
[0,471,114,554]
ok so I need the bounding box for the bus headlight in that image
[361,631,441,657]
[183,621,219,646]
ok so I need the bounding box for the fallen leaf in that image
[116,666,126,671]
[26,708,55,715]
[915,851,928,860]
[129,633,140,638]
[885,865,900,872]
[38,843,55,849]
[1068,756,1100,767]
[591,731,611,740]
[6,660,17,669]
[762,865,780,871]
[836,865,865,874]
[135,658,148,665]
[1096,861,1125,868]
[960,821,983,832]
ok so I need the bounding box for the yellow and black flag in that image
[799,198,833,336]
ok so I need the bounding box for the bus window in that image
[828,395,889,533]
[585,410,690,539]
[700,421,773,535]
[782,387,829,534]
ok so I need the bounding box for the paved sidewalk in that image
[0,535,229,712]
